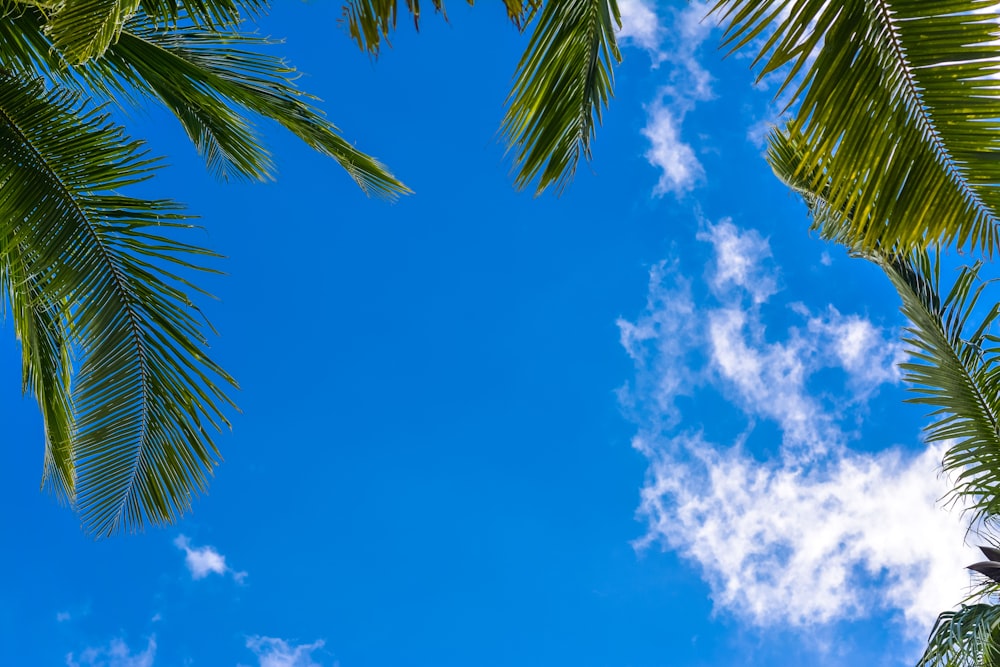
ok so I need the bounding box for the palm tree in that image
[1,1,414,538]
[711,2,1000,662]
[713,0,1000,255]
[2,0,627,536]
[769,106,1000,667]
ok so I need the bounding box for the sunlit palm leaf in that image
[137,0,264,27]
[45,0,141,64]
[919,604,1000,666]
[0,72,237,535]
[715,0,1000,253]
[502,0,621,194]
[772,130,1000,526]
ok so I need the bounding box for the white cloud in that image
[617,0,664,58]
[642,104,705,196]
[637,2,717,197]
[620,221,975,637]
[697,221,777,303]
[244,636,329,667]
[174,535,247,583]
[66,636,156,667]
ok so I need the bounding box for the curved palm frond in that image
[44,0,142,64]
[0,72,237,536]
[1,232,75,500]
[109,20,410,196]
[772,130,1000,526]
[715,0,1000,254]
[919,604,1000,666]
[0,3,409,196]
[40,0,265,63]
[501,0,621,194]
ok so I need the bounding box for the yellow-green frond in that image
[502,0,621,195]
[0,72,238,535]
[716,0,1000,254]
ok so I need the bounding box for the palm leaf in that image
[136,0,264,27]
[771,130,1000,526]
[109,19,409,195]
[714,0,1000,254]
[0,72,237,536]
[501,0,621,194]
[45,0,142,64]
[919,604,1000,666]
[0,234,75,500]
[0,4,409,196]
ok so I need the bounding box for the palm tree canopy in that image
[714,0,1000,254]
[1,0,624,535]
[0,0,411,536]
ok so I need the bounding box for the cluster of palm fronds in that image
[708,0,1000,663]
[11,0,1000,660]
[0,0,626,536]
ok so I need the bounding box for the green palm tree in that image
[713,2,1000,662]
[1,0,626,536]
[0,1,414,538]
[713,0,1000,255]
[770,120,1000,666]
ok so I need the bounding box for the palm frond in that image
[771,131,1000,526]
[0,72,237,536]
[45,0,142,64]
[136,0,264,28]
[107,19,410,195]
[0,234,75,500]
[501,0,621,194]
[919,604,1000,666]
[714,0,1000,254]
[0,5,409,196]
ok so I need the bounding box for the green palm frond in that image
[40,0,264,64]
[137,0,264,27]
[715,0,1000,254]
[501,0,621,194]
[1,233,75,500]
[0,72,237,536]
[880,253,1000,527]
[772,132,1000,526]
[919,604,1000,666]
[108,20,407,195]
[0,4,409,196]
[45,0,142,64]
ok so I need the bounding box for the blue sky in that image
[0,2,983,665]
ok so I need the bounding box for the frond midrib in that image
[868,0,992,229]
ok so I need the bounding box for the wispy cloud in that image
[642,106,704,197]
[66,636,156,667]
[637,2,717,197]
[617,0,665,59]
[174,535,248,583]
[244,636,329,667]
[620,221,974,637]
